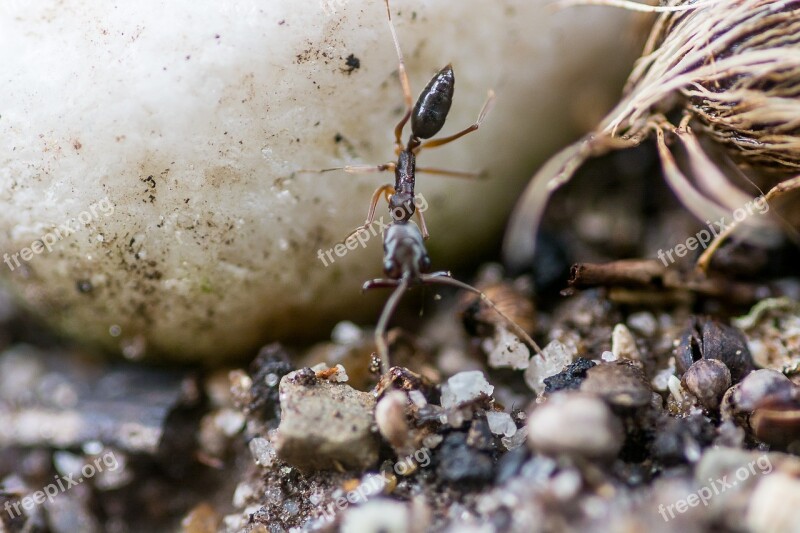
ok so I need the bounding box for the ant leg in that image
[414,202,430,240]
[362,278,400,292]
[421,272,546,358]
[415,90,496,153]
[343,184,395,242]
[416,167,486,180]
[295,163,395,175]
[384,0,413,150]
[373,278,410,374]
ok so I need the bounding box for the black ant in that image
[304,1,539,373]
[304,0,495,241]
[364,212,544,375]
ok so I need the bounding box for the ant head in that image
[382,222,431,280]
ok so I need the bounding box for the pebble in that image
[248,437,275,468]
[375,390,412,455]
[651,414,715,466]
[486,327,530,370]
[467,418,496,451]
[725,369,794,413]
[340,499,411,533]
[626,311,658,337]
[494,446,529,483]
[527,392,624,460]
[244,344,294,421]
[501,429,528,451]
[486,411,517,438]
[651,362,676,392]
[181,502,219,533]
[700,319,753,382]
[580,361,652,408]
[681,359,731,410]
[232,482,256,508]
[693,448,790,529]
[440,371,494,409]
[734,298,800,374]
[746,471,800,532]
[437,432,495,484]
[611,323,641,361]
[543,358,595,394]
[600,350,617,362]
[45,489,101,533]
[676,318,753,381]
[524,341,576,395]
[275,369,378,471]
[332,321,364,344]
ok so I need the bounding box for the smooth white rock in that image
[0,0,639,362]
[486,410,517,438]
[524,340,576,395]
[440,370,494,409]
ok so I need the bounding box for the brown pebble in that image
[580,360,652,408]
[375,390,413,455]
[750,393,800,450]
[682,359,731,410]
[675,317,753,381]
[180,502,219,533]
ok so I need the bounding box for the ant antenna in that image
[384,0,413,148]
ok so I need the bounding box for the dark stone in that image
[650,413,715,466]
[675,317,753,382]
[249,343,295,422]
[701,319,753,382]
[436,432,494,485]
[494,446,529,484]
[580,360,652,408]
[466,418,496,451]
[544,358,596,394]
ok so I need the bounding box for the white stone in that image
[527,392,623,459]
[486,327,530,370]
[747,472,800,532]
[408,390,427,408]
[523,341,575,395]
[332,321,363,344]
[600,350,617,362]
[341,499,409,533]
[501,429,528,451]
[0,0,639,363]
[232,481,256,508]
[248,437,274,468]
[440,371,494,409]
[214,408,246,437]
[486,411,517,438]
[611,323,640,361]
[626,311,658,337]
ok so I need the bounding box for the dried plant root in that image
[696,175,800,271]
[504,0,800,270]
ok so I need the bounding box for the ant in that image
[364,212,545,375]
[305,0,495,241]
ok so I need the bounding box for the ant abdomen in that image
[411,64,455,140]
